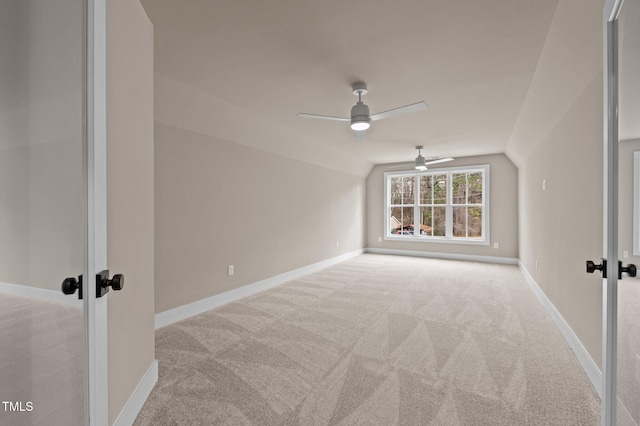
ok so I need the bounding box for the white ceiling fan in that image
[297,83,428,141]
[387,146,454,170]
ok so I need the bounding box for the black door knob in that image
[61,275,83,299]
[62,277,79,295]
[619,261,637,279]
[95,270,125,297]
[108,274,124,291]
[586,259,607,277]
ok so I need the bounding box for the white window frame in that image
[384,164,490,245]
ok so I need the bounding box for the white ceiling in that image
[141,0,560,166]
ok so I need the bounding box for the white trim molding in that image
[155,249,365,329]
[86,0,109,424]
[112,360,158,426]
[602,1,624,423]
[518,262,602,397]
[365,247,518,265]
[384,164,490,245]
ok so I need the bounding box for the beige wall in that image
[0,147,29,284]
[510,0,604,367]
[366,154,518,259]
[0,0,84,291]
[154,121,366,314]
[153,74,372,178]
[518,75,603,367]
[106,0,155,422]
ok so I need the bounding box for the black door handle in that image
[107,274,124,291]
[61,276,83,299]
[62,271,123,298]
[619,261,637,279]
[586,259,607,278]
[96,270,124,297]
[585,259,638,279]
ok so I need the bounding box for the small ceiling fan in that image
[297,83,428,141]
[387,146,454,171]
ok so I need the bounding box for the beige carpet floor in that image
[0,292,84,426]
[135,254,600,425]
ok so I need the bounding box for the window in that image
[385,164,489,244]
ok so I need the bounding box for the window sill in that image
[384,236,490,246]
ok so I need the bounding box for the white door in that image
[602,0,640,424]
[0,0,108,424]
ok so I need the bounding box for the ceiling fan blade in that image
[370,101,428,122]
[387,157,454,169]
[355,130,367,142]
[386,163,414,169]
[424,157,454,165]
[297,113,350,122]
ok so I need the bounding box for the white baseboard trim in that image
[0,281,81,307]
[155,249,365,329]
[365,247,519,265]
[518,261,602,398]
[113,360,158,426]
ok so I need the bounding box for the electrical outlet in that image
[542,179,547,191]
[336,241,339,248]
[493,242,499,249]
[378,237,382,242]
[227,265,234,276]
[624,250,629,259]
[535,260,539,270]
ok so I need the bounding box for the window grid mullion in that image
[414,176,419,236]
[466,173,469,238]
[433,175,437,236]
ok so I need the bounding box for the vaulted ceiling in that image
[141,0,560,168]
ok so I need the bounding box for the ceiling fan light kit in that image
[350,116,370,131]
[297,82,427,141]
[350,83,371,130]
[414,146,428,171]
[415,157,428,171]
[351,120,370,131]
